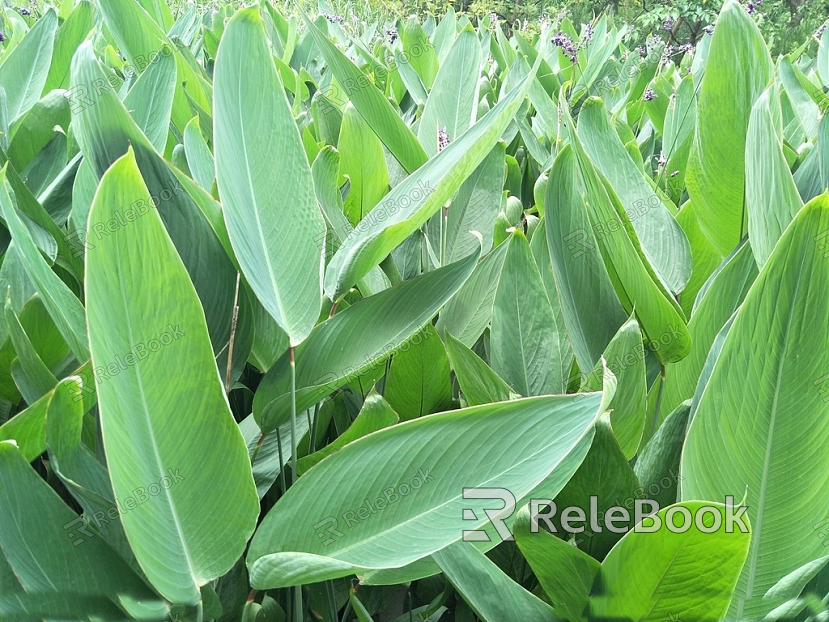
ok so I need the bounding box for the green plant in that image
[0,0,829,620]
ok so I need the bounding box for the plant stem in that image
[650,364,666,437]
[276,427,286,494]
[225,272,241,392]
[289,345,302,622]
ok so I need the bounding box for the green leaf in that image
[681,194,829,619]
[85,149,259,604]
[183,115,215,192]
[0,441,168,621]
[657,239,757,424]
[432,541,558,622]
[302,12,428,175]
[581,316,646,459]
[297,391,399,475]
[675,200,722,317]
[42,0,94,93]
[324,55,540,298]
[253,246,479,433]
[400,16,439,90]
[685,0,772,255]
[122,49,177,153]
[564,99,691,364]
[0,166,89,361]
[338,102,389,226]
[0,9,57,123]
[514,505,599,622]
[445,330,514,406]
[214,7,325,345]
[745,85,804,267]
[588,502,751,621]
[247,392,606,587]
[491,230,568,395]
[417,27,480,156]
[634,399,690,511]
[384,323,453,421]
[577,97,692,294]
[4,293,58,403]
[545,142,629,375]
[435,240,507,347]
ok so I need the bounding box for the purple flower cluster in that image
[581,23,594,43]
[663,17,674,32]
[20,7,30,15]
[815,22,827,40]
[438,127,450,152]
[386,28,398,44]
[643,88,656,102]
[320,12,344,24]
[745,0,762,14]
[551,30,578,62]
[704,24,715,35]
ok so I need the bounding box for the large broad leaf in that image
[0,9,57,123]
[685,0,772,256]
[445,331,514,406]
[432,541,558,622]
[491,230,568,395]
[70,42,251,379]
[588,502,751,621]
[214,7,325,345]
[42,0,94,93]
[417,26,480,156]
[578,97,692,294]
[544,144,627,373]
[324,55,540,299]
[0,441,168,621]
[122,50,176,153]
[85,149,259,605]
[745,84,804,267]
[681,194,829,619]
[302,13,428,175]
[253,247,479,432]
[247,392,607,587]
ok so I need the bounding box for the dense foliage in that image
[1,0,829,620]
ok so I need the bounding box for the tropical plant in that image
[0,0,828,620]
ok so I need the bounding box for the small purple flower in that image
[643,88,656,102]
[704,24,715,35]
[658,152,666,167]
[663,17,674,31]
[815,22,827,40]
[636,45,647,58]
[321,12,344,24]
[20,7,30,15]
[0,33,5,42]
[581,23,594,43]
[438,127,450,152]
[551,30,578,63]
[386,28,398,44]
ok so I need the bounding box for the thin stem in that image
[650,364,667,437]
[325,580,338,621]
[309,403,320,454]
[289,345,302,622]
[225,272,241,392]
[276,427,286,494]
[250,431,268,465]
